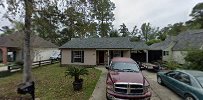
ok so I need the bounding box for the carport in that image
[130,42,149,63]
[148,50,162,62]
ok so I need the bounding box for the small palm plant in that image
[65,65,88,91]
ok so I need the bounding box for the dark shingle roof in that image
[0,31,58,48]
[149,36,176,50]
[172,30,203,50]
[149,29,203,51]
[131,42,149,50]
[60,37,149,50]
[60,37,133,49]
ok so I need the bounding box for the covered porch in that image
[96,49,131,65]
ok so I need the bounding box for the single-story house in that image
[59,37,149,66]
[149,29,203,64]
[0,31,59,64]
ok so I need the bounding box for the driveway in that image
[142,70,182,100]
[90,67,181,100]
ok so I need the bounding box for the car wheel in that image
[157,76,163,85]
[185,94,195,100]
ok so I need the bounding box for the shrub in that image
[65,65,89,82]
[184,50,203,70]
[163,61,182,70]
[146,39,162,46]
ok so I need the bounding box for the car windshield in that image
[111,62,139,72]
[196,77,203,88]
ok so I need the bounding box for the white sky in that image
[0,0,202,33]
[111,0,203,31]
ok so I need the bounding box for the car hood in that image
[109,71,145,84]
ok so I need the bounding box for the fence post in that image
[51,59,53,64]
[39,61,41,67]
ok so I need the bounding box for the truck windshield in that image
[111,62,139,72]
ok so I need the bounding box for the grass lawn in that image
[0,64,102,100]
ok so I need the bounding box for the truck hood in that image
[109,71,145,84]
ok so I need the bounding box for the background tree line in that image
[0,0,115,46]
[1,1,203,46]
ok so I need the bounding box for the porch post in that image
[146,50,149,63]
[107,50,110,66]
[1,47,8,64]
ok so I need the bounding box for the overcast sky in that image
[111,0,202,31]
[0,0,202,33]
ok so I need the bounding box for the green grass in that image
[0,64,102,100]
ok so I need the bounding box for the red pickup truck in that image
[106,57,151,100]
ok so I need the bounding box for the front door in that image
[99,51,104,64]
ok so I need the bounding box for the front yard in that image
[0,64,101,100]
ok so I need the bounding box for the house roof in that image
[0,31,58,48]
[131,41,149,50]
[149,36,176,50]
[60,37,149,50]
[149,29,203,51]
[172,30,203,50]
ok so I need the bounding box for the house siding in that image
[61,49,96,65]
[162,41,176,62]
[123,50,130,57]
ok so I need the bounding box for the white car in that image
[50,52,61,60]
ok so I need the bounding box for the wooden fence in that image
[32,59,60,67]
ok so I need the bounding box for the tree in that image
[33,1,60,45]
[90,0,115,37]
[0,26,15,35]
[188,2,203,29]
[185,50,203,71]
[131,25,139,36]
[119,23,129,37]
[109,29,119,37]
[140,22,159,42]
[167,23,186,36]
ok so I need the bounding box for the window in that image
[166,71,179,78]
[71,51,84,63]
[163,51,169,56]
[111,62,140,72]
[175,73,191,85]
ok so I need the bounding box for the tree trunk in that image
[23,0,33,83]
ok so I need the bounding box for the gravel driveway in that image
[89,67,182,100]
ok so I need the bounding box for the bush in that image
[184,50,203,70]
[163,61,182,70]
[65,65,89,82]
